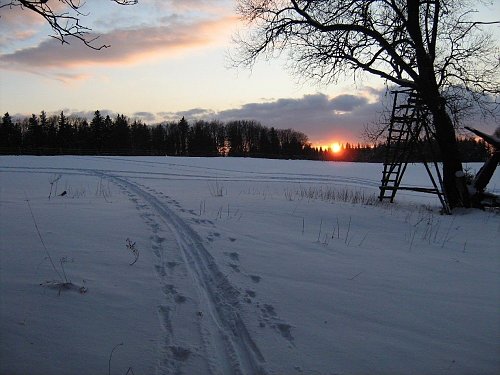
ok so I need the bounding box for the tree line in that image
[0,111,491,162]
[0,111,317,158]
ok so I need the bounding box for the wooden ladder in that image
[379,91,420,202]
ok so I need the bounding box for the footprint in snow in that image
[166,261,178,269]
[155,264,166,277]
[224,252,239,261]
[158,305,173,334]
[163,284,187,303]
[152,235,165,244]
[229,263,240,273]
[246,290,256,298]
[275,323,294,342]
[250,275,261,283]
[169,346,191,362]
[207,232,221,242]
[262,304,277,317]
[163,284,176,295]
[174,294,187,303]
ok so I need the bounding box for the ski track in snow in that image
[92,170,266,375]
[0,164,381,188]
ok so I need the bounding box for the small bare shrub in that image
[48,174,62,200]
[208,179,225,197]
[290,186,378,205]
[96,177,112,202]
[284,188,294,201]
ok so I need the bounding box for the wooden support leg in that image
[473,151,500,192]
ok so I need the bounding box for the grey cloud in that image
[177,108,215,118]
[215,93,378,141]
[133,111,156,122]
[156,108,216,122]
[62,109,117,120]
[160,93,381,142]
[330,94,368,111]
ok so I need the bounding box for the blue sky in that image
[0,0,498,146]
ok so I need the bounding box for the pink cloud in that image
[0,5,44,48]
[0,4,46,27]
[0,16,236,72]
[146,0,232,13]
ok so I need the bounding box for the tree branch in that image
[290,0,419,82]
[2,0,138,49]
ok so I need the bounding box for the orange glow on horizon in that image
[315,141,345,153]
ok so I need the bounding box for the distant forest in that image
[0,111,492,162]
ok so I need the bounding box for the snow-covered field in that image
[1,156,499,375]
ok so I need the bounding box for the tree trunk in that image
[429,100,471,208]
[406,0,471,209]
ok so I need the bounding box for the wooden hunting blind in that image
[379,90,451,213]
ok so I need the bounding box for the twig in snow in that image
[316,219,323,243]
[349,271,363,280]
[48,174,62,200]
[126,238,139,265]
[322,233,329,246]
[59,257,71,284]
[441,217,456,248]
[345,216,352,245]
[409,229,417,251]
[25,194,64,282]
[358,232,369,247]
[108,343,124,375]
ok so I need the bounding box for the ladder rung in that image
[383,169,398,174]
[389,128,409,133]
[383,169,399,174]
[379,196,394,200]
[393,116,413,122]
[383,173,399,178]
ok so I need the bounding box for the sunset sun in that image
[331,143,342,153]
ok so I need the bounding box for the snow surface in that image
[1,156,499,375]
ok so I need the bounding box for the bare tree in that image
[234,0,499,208]
[0,0,138,49]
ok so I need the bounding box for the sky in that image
[0,0,498,147]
